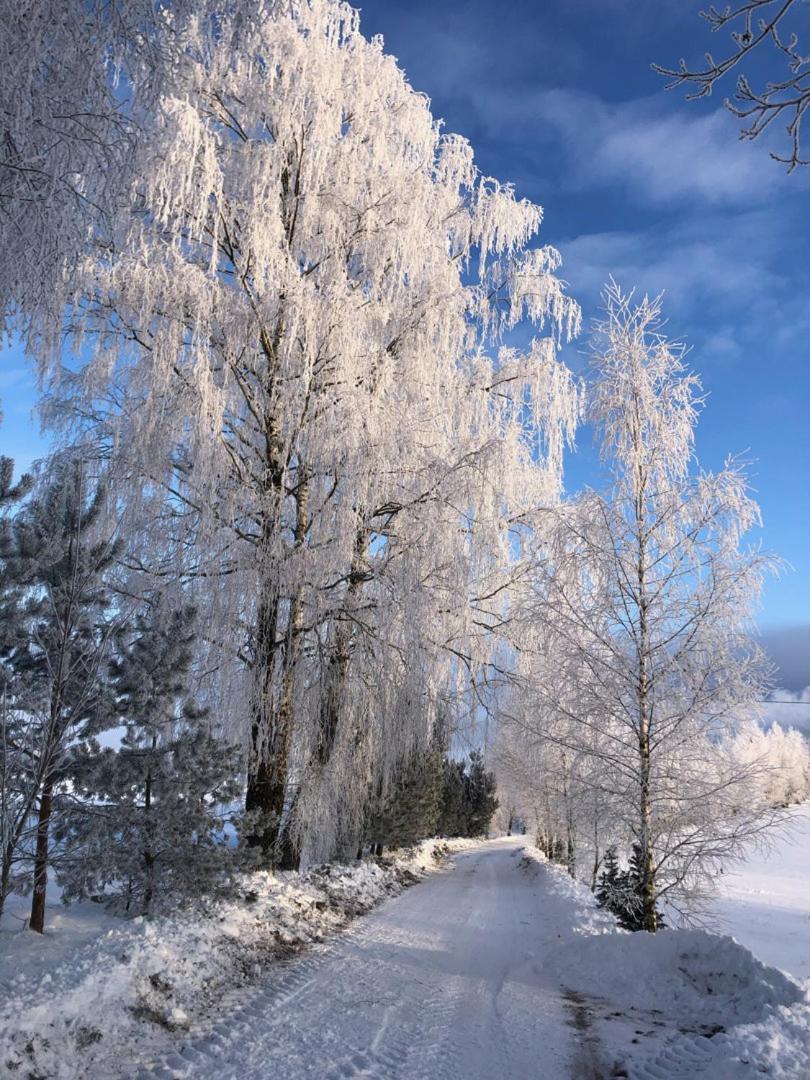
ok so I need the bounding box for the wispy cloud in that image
[558,94,778,205]
[557,208,788,327]
[486,88,799,207]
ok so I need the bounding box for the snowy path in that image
[8,837,810,1078]
[131,840,596,1080]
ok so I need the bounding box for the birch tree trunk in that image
[277,515,365,869]
[634,403,658,934]
[244,328,289,852]
[246,456,310,860]
[316,523,368,769]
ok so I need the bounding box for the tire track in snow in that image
[133,874,464,1078]
[627,1031,716,1079]
[129,842,589,1080]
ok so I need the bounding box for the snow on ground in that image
[0,839,475,1079]
[0,885,122,992]
[134,843,810,1080]
[136,838,610,1080]
[522,842,810,1079]
[710,802,810,981]
[4,836,810,1078]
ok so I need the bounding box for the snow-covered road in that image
[9,836,809,1078]
[135,839,597,1080]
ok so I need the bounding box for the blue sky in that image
[356,0,810,681]
[1,0,808,680]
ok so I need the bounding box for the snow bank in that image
[0,838,476,1079]
[407,836,480,872]
[515,843,618,936]
[547,929,805,1030]
[726,1000,810,1078]
[517,842,810,1078]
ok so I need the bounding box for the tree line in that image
[0,452,499,928]
[0,0,792,937]
[496,285,783,931]
[2,0,576,923]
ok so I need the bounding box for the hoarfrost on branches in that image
[500,284,782,926]
[656,0,810,170]
[23,0,581,864]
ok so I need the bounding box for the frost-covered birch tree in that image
[37,0,580,864]
[727,719,810,807]
[0,0,225,334]
[509,284,779,928]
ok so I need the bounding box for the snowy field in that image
[711,803,810,981]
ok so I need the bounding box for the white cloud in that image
[474,87,804,208]
[556,207,787,324]
[763,687,810,737]
[582,104,775,205]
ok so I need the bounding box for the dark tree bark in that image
[29,778,53,934]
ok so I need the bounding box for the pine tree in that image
[595,846,620,904]
[4,459,118,932]
[438,758,468,838]
[595,843,666,932]
[465,751,498,837]
[435,752,499,839]
[595,846,632,927]
[0,423,34,922]
[364,744,444,853]
[62,602,242,915]
[625,842,665,931]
